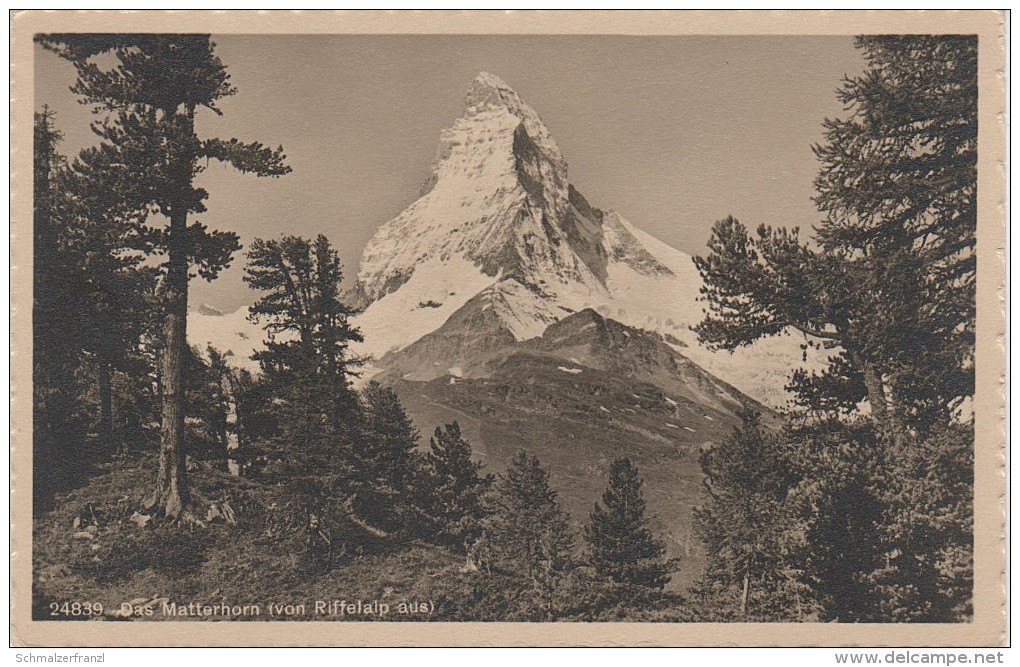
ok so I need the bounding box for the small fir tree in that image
[355,382,422,536]
[422,422,493,550]
[694,411,808,620]
[245,234,363,438]
[584,458,673,590]
[244,234,363,556]
[476,451,574,620]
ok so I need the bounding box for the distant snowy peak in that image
[462,71,565,171]
[188,73,823,407]
[354,72,673,308]
[338,72,828,407]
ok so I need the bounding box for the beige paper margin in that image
[9,9,1006,648]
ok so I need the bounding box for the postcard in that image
[10,10,1006,647]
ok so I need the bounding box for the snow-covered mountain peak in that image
[187,73,829,407]
[461,71,564,167]
[469,71,511,92]
[355,72,600,306]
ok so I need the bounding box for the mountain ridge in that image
[189,71,826,409]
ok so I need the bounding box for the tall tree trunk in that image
[151,201,189,518]
[740,571,750,619]
[150,202,189,518]
[150,108,194,519]
[97,358,113,453]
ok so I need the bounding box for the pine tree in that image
[184,345,233,467]
[881,426,975,624]
[694,36,977,431]
[867,424,974,622]
[812,35,976,429]
[33,108,87,504]
[34,107,156,501]
[422,422,493,550]
[60,115,159,455]
[692,35,977,623]
[355,382,422,536]
[476,451,574,619]
[244,234,362,538]
[229,368,275,476]
[584,458,673,590]
[38,35,291,519]
[245,235,362,435]
[791,420,887,622]
[694,411,808,620]
[693,216,894,423]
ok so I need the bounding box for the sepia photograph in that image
[10,10,1006,648]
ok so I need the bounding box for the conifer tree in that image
[792,420,887,622]
[694,411,807,619]
[246,235,362,433]
[230,368,275,473]
[798,422,974,622]
[244,234,362,525]
[33,108,86,503]
[60,117,158,455]
[184,345,233,467]
[422,422,493,550]
[811,35,976,429]
[584,458,673,590]
[38,35,291,519]
[355,382,422,536]
[476,451,574,619]
[34,107,156,498]
[693,35,977,623]
[869,424,973,622]
[693,36,977,431]
[693,217,890,421]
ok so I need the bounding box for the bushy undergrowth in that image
[33,456,693,622]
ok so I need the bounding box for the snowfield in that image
[351,256,496,361]
[187,71,831,408]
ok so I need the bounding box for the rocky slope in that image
[343,72,823,407]
[185,72,826,587]
[388,307,778,588]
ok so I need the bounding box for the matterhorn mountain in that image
[187,71,826,408]
[346,71,820,406]
[187,73,824,583]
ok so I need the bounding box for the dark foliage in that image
[689,35,975,623]
[694,411,812,620]
[420,422,493,551]
[38,33,290,519]
[243,234,366,565]
[584,458,674,590]
[354,381,423,537]
[474,451,574,620]
[694,36,977,431]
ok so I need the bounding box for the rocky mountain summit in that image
[183,72,825,585]
[344,72,821,407]
[189,72,822,406]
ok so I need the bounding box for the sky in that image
[35,35,864,313]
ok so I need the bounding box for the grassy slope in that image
[33,455,698,622]
[391,351,745,591]
[32,456,474,622]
